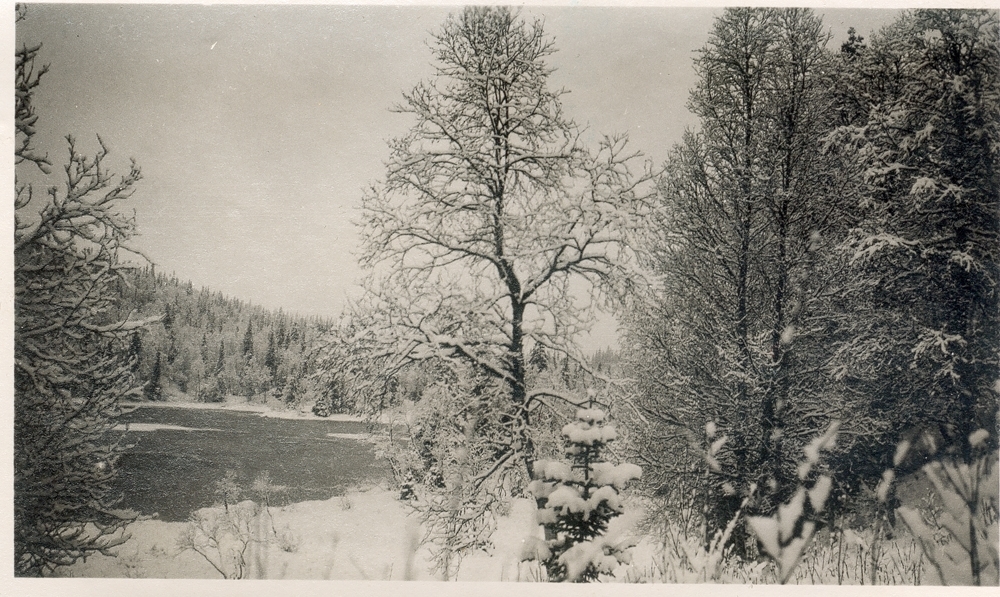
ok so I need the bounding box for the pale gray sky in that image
[15,4,901,348]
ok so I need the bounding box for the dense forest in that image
[118,268,334,409]
[13,4,999,584]
[624,7,1000,563]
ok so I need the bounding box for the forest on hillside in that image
[118,268,334,409]
[13,4,999,584]
[122,265,603,416]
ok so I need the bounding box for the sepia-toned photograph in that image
[10,1,999,587]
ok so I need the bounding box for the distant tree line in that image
[119,268,339,410]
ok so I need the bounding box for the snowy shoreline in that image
[114,422,222,432]
[122,397,414,428]
[88,404,650,580]
[122,399,367,422]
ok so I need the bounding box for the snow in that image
[56,401,656,585]
[544,485,585,513]
[43,491,660,594]
[555,527,636,581]
[747,515,780,558]
[535,506,558,525]
[808,475,832,513]
[558,409,618,446]
[802,421,840,465]
[877,469,896,503]
[559,539,605,580]
[575,408,606,424]
[123,399,377,423]
[325,433,371,441]
[528,460,642,488]
[909,176,937,195]
[58,486,434,580]
[57,485,630,582]
[114,423,220,432]
[532,460,573,482]
[561,421,617,445]
[518,535,551,562]
[539,484,625,523]
[969,428,990,449]
[589,462,642,489]
[777,488,806,543]
[893,438,912,467]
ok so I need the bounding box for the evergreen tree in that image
[840,26,865,57]
[282,375,301,406]
[560,357,574,389]
[165,333,178,365]
[242,320,254,360]
[528,344,548,372]
[528,408,641,582]
[145,352,163,401]
[127,332,142,374]
[200,333,210,366]
[215,339,225,376]
[828,9,1000,462]
[276,316,288,349]
[264,331,278,380]
[162,302,174,331]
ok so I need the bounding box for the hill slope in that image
[119,268,338,411]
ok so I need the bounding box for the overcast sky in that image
[15,4,902,348]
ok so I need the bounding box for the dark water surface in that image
[113,406,390,522]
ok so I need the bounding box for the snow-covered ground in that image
[56,484,649,581]
[326,432,372,440]
[122,395,407,425]
[60,398,652,582]
[60,485,432,580]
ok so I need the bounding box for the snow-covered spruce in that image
[524,408,641,582]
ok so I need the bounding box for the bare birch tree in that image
[14,6,153,575]
[318,6,653,576]
[624,8,865,554]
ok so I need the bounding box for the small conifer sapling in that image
[525,407,642,582]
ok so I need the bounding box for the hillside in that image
[118,268,337,411]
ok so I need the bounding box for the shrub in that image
[746,422,839,583]
[894,430,999,585]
